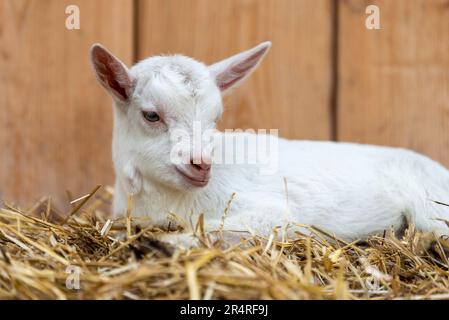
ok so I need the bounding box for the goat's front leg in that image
[154,232,201,249]
[152,229,242,249]
[152,205,294,250]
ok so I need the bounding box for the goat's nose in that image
[190,158,211,172]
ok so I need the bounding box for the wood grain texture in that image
[0,0,133,208]
[338,0,449,165]
[137,0,333,140]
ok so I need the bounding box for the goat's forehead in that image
[132,56,214,96]
[130,55,221,116]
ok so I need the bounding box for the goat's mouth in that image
[175,165,210,187]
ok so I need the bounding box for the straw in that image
[0,186,448,300]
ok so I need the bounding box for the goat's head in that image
[90,42,271,191]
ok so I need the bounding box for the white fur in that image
[90,42,449,246]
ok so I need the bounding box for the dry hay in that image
[1,185,449,300]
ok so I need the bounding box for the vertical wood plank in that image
[0,0,134,207]
[137,0,333,140]
[338,0,449,165]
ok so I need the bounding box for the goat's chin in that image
[167,178,208,192]
[174,165,210,188]
[175,174,209,189]
[153,175,207,192]
[148,167,210,191]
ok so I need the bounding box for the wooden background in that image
[1,0,449,209]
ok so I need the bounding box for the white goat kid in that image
[90,42,449,247]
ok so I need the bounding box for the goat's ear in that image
[90,43,134,102]
[209,41,271,95]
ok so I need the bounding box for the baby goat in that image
[90,42,449,247]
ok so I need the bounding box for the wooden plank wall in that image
[0,0,133,208]
[1,0,448,208]
[338,0,449,164]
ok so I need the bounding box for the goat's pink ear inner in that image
[90,44,134,102]
[209,41,271,95]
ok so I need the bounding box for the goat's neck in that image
[131,177,231,227]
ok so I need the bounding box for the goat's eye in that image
[142,111,160,122]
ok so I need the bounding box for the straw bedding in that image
[0,185,449,300]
